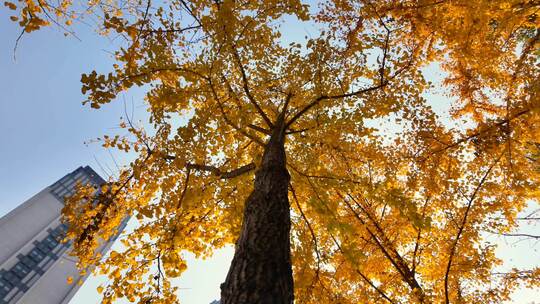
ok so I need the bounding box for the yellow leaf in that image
[4,2,16,10]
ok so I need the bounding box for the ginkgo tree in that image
[5,0,540,303]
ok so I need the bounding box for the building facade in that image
[0,166,126,304]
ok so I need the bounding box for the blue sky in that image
[1,4,539,304]
[0,12,133,213]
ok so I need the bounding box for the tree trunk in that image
[220,116,293,304]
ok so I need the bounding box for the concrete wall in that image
[16,249,83,304]
[0,190,63,265]
[0,166,121,304]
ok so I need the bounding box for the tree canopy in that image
[5,0,540,303]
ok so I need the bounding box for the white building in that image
[0,166,126,304]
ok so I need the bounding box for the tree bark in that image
[220,116,293,304]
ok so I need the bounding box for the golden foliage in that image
[10,0,540,303]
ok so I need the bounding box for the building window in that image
[59,223,68,232]
[50,228,62,239]
[0,277,13,298]
[43,235,59,250]
[12,263,30,279]
[2,271,20,285]
[36,243,51,254]
[19,256,36,269]
[28,248,46,263]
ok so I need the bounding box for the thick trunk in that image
[220,118,293,304]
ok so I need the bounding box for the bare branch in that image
[502,233,540,239]
[179,0,203,26]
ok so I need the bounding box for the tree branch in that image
[412,198,429,275]
[443,153,502,304]
[289,182,321,296]
[424,108,530,158]
[247,123,271,135]
[342,193,425,301]
[286,127,312,135]
[285,14,403,129]
[175,168,191,210]
[208,76,265,146]
[285,82,388,129]
[502,233,540,239]
[186,162,256,179]
[329,233,397,304]
[141,25,202,34]
[231,46,274,128]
